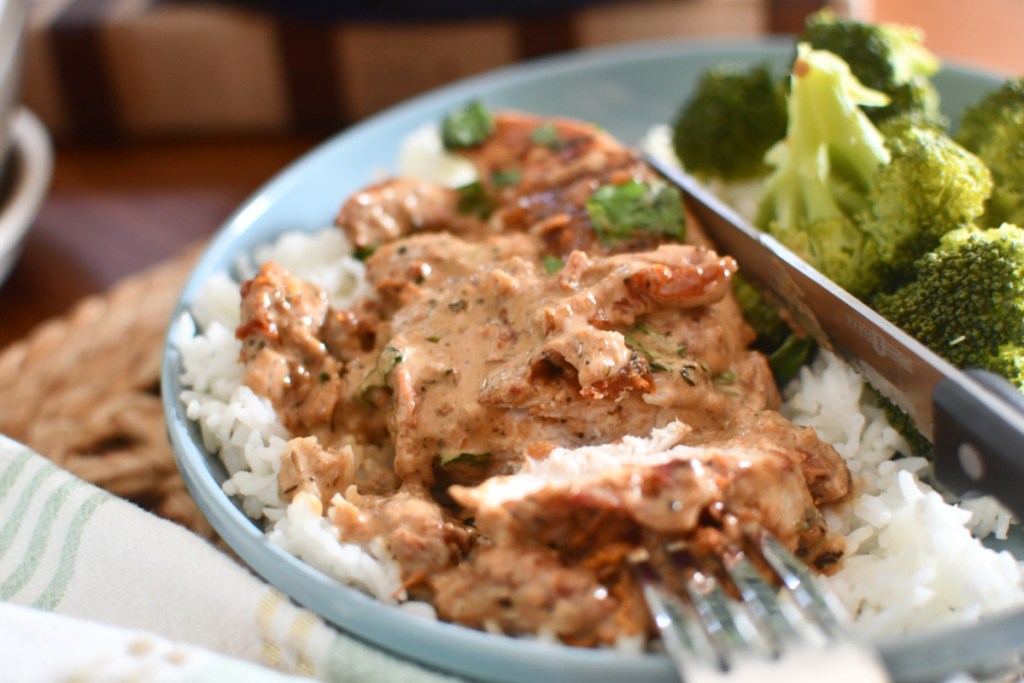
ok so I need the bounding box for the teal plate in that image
[162,38,1021,683]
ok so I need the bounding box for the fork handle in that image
[933,368,1024,518]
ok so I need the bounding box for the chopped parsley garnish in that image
[713,370,736,386]
[455,181,497,219]
[586,180,686,247]
[491,168,521,187]
[353,245,377,261]
[623,326,670,373]
[530,123,565,150]
[357,345,404,400]
[441,100,494,149]
[542,255,564,274]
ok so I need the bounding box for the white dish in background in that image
[0,109,53,287]
[0,0,29,180]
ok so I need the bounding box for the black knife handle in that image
[933,369,1024,520]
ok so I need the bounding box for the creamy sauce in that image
[232,111,852,647]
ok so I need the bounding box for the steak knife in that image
[647,154,1024,519]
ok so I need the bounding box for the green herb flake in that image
[623,329,669,373]
[491,168,521,188]
[439,452,492,467]
[357,345,405,400]
[530,123,564,150]
[456,181,497,219]
[426,335,441,343]
[318,371,331,383]
[586,180,686,247]
[441,100,494,149]
[542,255,564,274]
[353,245,377,261]
[680,365,698,386]
[713,370,736,386]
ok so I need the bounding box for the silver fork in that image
[628,531,891,683]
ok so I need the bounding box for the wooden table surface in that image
[0,135,320,351]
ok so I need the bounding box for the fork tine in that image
[628,547,724,678]
[630,531,890,683]
[718,546,799,656]
[664,543,770,663]
[756,533,847,640]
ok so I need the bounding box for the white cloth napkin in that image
[0,435,464,683]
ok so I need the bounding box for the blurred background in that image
[1,0,1021,348]
[20,0,1022,143]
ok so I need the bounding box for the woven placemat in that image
[0,247,216,539]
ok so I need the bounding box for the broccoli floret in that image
[755,44,892,300]
[756,45,992,301]
[874,224,1024,388]
[956,78,1024,152]
[671,63,788,182]
[800,9,941,126]
[867,118,993,288]
[872,224,1024,454]
[955,78,1024,228]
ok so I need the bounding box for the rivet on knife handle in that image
[933,370,1024,518]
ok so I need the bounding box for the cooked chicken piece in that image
[363,231,540,314]
[277,435,403,503]
[335,178,484,249]
[684,409,852,509]
[237,261,391,443]
[320,298,381,364]
[328,485,474,592]
[369,236,773,485]
[335,113,711,261]
[450,418,849,572]
[236,262,343,432]
[278,436,357,502]
[430,545,646,647]
[457,113,650,255]
[541,246,738,391]
[457,112,715,254]
[238,261,330,362]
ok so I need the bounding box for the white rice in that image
[175,124,1024,640]
[783,352,1024,636]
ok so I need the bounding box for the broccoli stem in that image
[788,46,891,206]
[755,44,896,300]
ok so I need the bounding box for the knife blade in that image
[647,154,1024,518]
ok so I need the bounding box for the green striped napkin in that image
[0,435,462,683]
